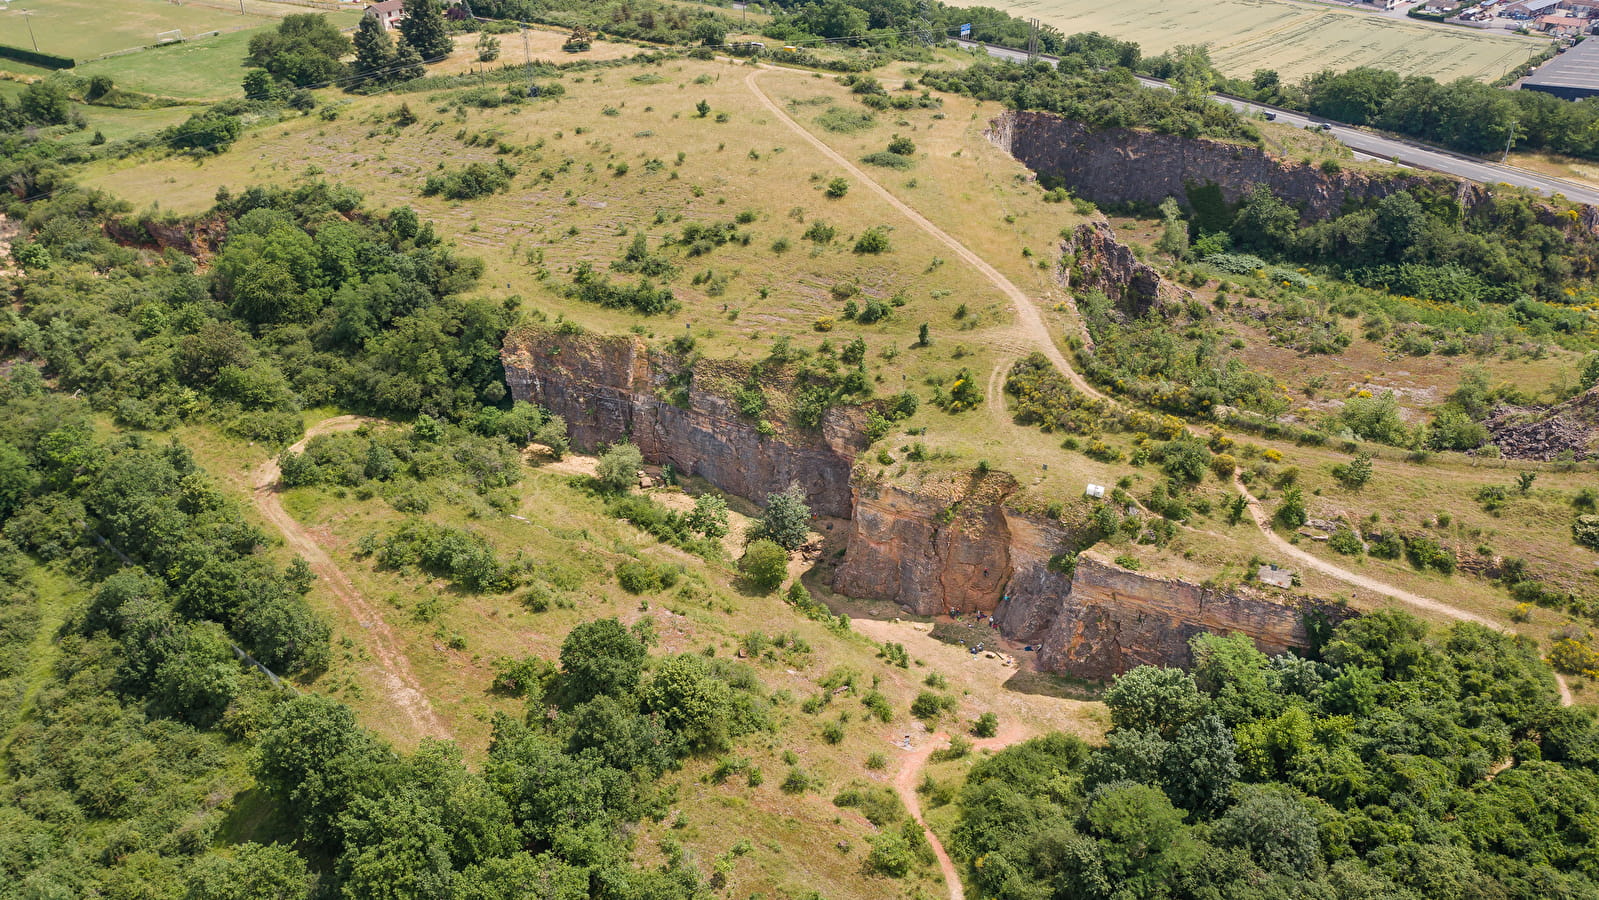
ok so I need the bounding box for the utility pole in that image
[1502,119,1517,163]
[1026,17,1039,63]
[19,8,36,52]
[522,26,537,97]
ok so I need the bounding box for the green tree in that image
[595,443,643,492]
[559,617,646,704]
[185,843,315,900]
[476,31,501,62]
[1307,66,1401,125]
[692,19,726,47]
[1155,197,1189,258]
[799,0,869,39]
[0,441,37,520]
[641,653,735,753]
[738,539,788,591]
[254,694,384,849]
[685,492,730,539]
[1231,185,1298,252]
[1160,714,1239,813]
[1331,452,1373,490]
[392,37,427,82]
[1102,666,1206,738]
[245,13,351,86]
[336,789,457,899]
[18,78,69,125]
[696,99,711,118]
[1077,782,1205,895]
[152,622,242,727]
[1275,486,1307,530]
[751,483,811,551]
[399,0,453,60]
[353,14,397,86]
[972,712,999,738]
[1211,784,1323,876]
[826,177,849,198]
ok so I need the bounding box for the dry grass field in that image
[87,51,1599,642]
[956,0,1548,81]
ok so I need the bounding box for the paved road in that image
[954,39,1599,206]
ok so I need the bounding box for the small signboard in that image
[960,23,971,37]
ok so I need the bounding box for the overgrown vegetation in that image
[953,616,1591,899]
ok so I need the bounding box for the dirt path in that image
[744,69,1089,393]
[253,416,451,739]
[893,724,1031,900]
[746,65,1576,707]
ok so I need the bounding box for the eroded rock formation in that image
[1060,221,1185,316]
[1485,385,1599,461]
[1037,552,1348,679]
[501,326,867,518]
[831,476,1346,679]
[986,110,1503,224]
[503,325,1350,681]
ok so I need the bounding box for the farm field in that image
[956,0,1548,81]
[0,0,342,61]
[0,1,363,98]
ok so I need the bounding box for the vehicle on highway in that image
[1320,123,1333,131]
[1264,112,1276,121]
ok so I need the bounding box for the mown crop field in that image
[0,0,363,98]
[0,0,293,60]
[959,0,1548,81]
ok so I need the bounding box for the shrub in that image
[616,559,679,593]
[825,177,849,198]
[1575,515,1599,551]
[1404,535,1455,573]
[1275,487,1307,530]
[1331,453,1373,490]
[821,720,845,744]
[738,539,789,590]
[887,134,916,155]
[854,227,891,254]
[804,221,836,244]
[816,106,876,133]
[864,831,914,878]
[972,712,998,738]
[781,766,817,794]
[910,691,953,720]
[861,151,913,170]
[1328,528,1364,556]
[596,443,644,492]
[422,161,516,200]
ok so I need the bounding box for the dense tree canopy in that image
[952,614,1589,900]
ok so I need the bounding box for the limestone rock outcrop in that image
[986,110,1506,224]
[501,326,866,518]
[830,477,1347,680]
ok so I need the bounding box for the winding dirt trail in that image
[253,416,451,739]
[743,67,1575,708]
[893,724,1031,900]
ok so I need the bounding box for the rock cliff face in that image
[1061,221,1184,316]
[501,326,866,518]
[504,330,1347,681]
[1037,553,1349,679]
[831,480,1343,679]
[986,110,1490,223]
